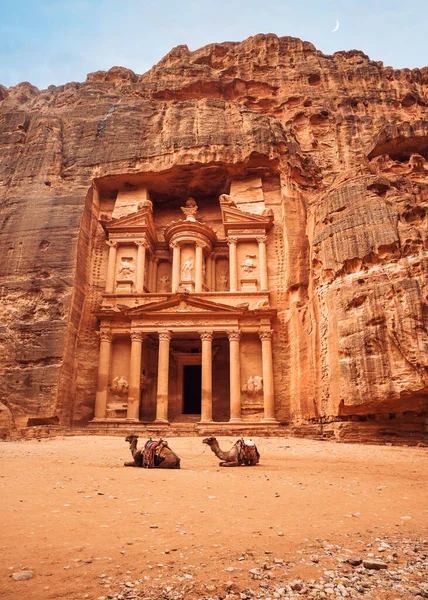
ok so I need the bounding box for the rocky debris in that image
[11,570,35,581]
[102,535,427,600]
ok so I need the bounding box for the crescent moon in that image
[332,20,340,32]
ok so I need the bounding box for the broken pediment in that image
[100,205,157,245]
[219,196,273,236]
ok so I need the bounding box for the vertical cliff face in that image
[0,34,427,437]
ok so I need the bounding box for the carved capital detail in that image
[135,237,149,248]
[259,329,273,341]
[227,330,241,342]
[227,236,238,246]
[98,330,112,342]
[106,240,118,248]
[199,330,213,342]
[170,241,180,249]
[158,330,173,342]
[130,331,144,342]
[256,235,267,244]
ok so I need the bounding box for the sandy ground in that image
[0,435,427,600]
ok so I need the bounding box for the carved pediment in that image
[220,204,273,236]
[126,294,246,317]
[100,206,157,245]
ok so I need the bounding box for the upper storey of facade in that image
[97,175,275,313]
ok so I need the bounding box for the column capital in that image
[196,241,205,249]
[227,330,241,342]
[170,241,180,249]
[227,236,238,246]
[135,237,149,248]
[256,235,267,244]
[98,330,112,342]
[158,330,173,342]
[259,329,273,341]
[106,240,118,248]
[199,330,213,341]
[130,330,145,342]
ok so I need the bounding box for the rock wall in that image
[0,34,427,437]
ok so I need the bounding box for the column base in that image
[262,418,278,424]
[154,419,170,425]
[125,418,140,423]
[198,419,213,424]
[229,418,243,423]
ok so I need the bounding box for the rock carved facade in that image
[0,34,427,440]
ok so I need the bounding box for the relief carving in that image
[181,258,194,280]
[242,375,263,396]
[110,376,129,395]
[158,274,170,292]
[241,254,257,275]
[118,257,135,280]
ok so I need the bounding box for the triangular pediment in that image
[100,207,157,242]
[127,294,246,316]
[220,206,273,235]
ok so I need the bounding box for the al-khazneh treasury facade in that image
[91,177,280,427]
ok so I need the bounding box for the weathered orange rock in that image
[0,34,427,440]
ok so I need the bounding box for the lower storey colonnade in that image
[93,328,276,424]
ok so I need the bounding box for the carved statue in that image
[181,258,194,280]
[137,199,153,210]
[262,207,274,217]
[255,298,270,309]
[110,376,129,395]
[219,193,237,208]
[181,197,199,221]
[158,274,170,292]
[241,254,257,275]
[242,375,263,396]
[218,270,229,291]
[118,257,135,279]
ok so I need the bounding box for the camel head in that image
[202,437,217,446]
[125,434,139,444]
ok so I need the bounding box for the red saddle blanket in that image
[142,440,160,468]
[237,439,259,464]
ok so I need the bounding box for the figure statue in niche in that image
[219,193,237,208]
[118,257,135,280]
[110,376,129,395]
[181,258,194,281]
[158,274,170,292]
[181,197,199,222]
[241,254,257,275]
[218,270,229,291]
[242,376,263,396]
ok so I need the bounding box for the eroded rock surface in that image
[0,34,427,438]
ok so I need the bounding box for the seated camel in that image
[124,435,181,469]
[203,436,260,467]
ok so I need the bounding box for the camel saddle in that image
[142,439,160,468]
[237,438,259,464]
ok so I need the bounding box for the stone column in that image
[227,330,242,422]
[211,255,216,291]
[171,243,181,293]
[155,330,172,423]
[227,237,238,292]
[257,235,268,291]
[127,331,144,420]
[200,331,213,422]
[195,243,204,292]
[259,329,276,422]
[206,253,212,291]
[94,331,112,419]
[135,239,147,294]
[105,241,118,293]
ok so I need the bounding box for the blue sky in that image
[1,0,426,89]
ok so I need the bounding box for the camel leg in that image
[219,461,240,467]
[124,461,137,467]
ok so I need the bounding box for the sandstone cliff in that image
[0,34,427,439]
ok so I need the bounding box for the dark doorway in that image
[183,365,202,414]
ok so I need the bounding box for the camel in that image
[202,437,260,467]
[124,435,181,469]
